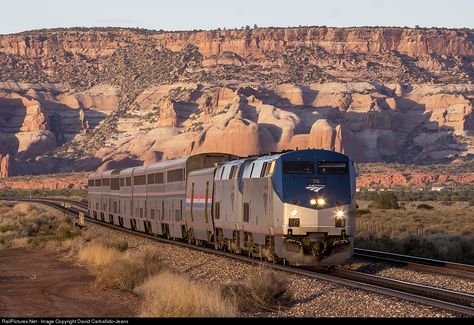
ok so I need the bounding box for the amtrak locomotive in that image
[88,149,357,266]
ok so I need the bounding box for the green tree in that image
[372,192,400,209]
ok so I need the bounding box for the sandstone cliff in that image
[0,27,472,177]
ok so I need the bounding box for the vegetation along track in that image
[3,197,474,316]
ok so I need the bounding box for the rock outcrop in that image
[0,154,11,178]
[158,99,178,128]
[0,27,472,177]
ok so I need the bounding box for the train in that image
[87,149,358,266]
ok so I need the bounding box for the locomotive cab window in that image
[318,161,348,174]
[283,161,314,174]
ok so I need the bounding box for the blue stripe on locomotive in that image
[272,149,352,209]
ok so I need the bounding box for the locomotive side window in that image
[260,161,274,177]
[260,162,268,177]
[318,161,348,174]
[230,165,238,179]
[283,161,314,174]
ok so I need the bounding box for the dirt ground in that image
[0,248,139,317]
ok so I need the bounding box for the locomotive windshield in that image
[283,161,314,174]
[274,151,353,209]
[318,161,347,174]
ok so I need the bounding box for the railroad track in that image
[354,248,474,281]
[3,197,474,316]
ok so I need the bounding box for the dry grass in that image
[135,271,238,317]
[95,250,163,291]
[356,200,474,238]
[221,269,293,313]
[77,242,123,266]
[0,201,79,249]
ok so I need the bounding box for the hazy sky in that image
[1,0,473,35]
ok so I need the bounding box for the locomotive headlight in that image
[310,199,317,205]
[317,198,326,206]
[291,209,298,217]
[336,210,344,218]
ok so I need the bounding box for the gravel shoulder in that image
[82,221,462,317]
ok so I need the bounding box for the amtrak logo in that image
[305,185,325,193]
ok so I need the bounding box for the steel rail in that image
[354,248,474,281]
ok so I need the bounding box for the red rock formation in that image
[308,119,336,150]
[0,27,472,180]
[357,171,474,188]
[0,173,88,190]
[0,154,11,178]
[192,117,275,157]
[20,103,47,132]
[158,99,178,127]
[2,28,473,61]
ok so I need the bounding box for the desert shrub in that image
[95,250,163,291]
[370,192,400,209]
[0,203,78,249]
[135,271,237,317]
[356,209,371,216]
[416,203,434,210]
[221,269,293,312]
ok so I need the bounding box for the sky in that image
[1,0,473,35]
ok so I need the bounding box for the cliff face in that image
[0,27,473,177]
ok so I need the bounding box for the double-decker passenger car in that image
[88,149,357,266]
